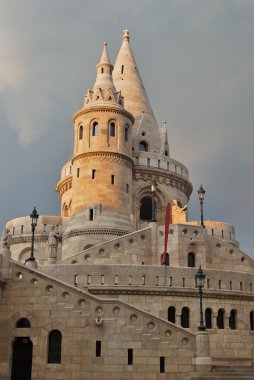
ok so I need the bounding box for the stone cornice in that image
[73,105,135,124]
[72,151,134,169]
[56,175,73,196]
[133,166,193,198]
[87,285,254,301]
[63,228,129,240]
[10,234,49,245]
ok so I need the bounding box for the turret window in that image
[125,126,129,142]
[92,169,96,179]
[121,65,124,74]
[79,125,83,140]
[139,141,148,152]
[101,68,104,74]
[77,168,80,178]
[92,122,99,136]
[110,122,116,137]
[111,175,115,185]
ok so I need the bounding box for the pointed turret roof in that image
[83,43,122,107]
[92,42,115,92]
[113,30,156,120]
[113,30,161,153]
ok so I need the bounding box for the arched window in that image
[92,122,98,136]
[125,126,129,142]
[79,125,83,140]
[110,122,115,137]
[217,309,224,329]
[165,150,168,156]
[187,252,195,267]
[229,309,237,330]
[168,306,176,323]
[140,196,155,221]
[250,311,254,331]
[48,330,62,363]
[139,141,148,152]
[16,318,31,328]
[205,308,212,329]
[181,307,189,328]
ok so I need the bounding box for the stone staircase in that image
[189,366,254,379]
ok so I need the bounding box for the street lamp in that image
[197,185,205,228]
[26,207,39,262]
[151,181,157,222]
[195,265,206,331]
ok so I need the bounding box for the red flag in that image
[162,203,170,265]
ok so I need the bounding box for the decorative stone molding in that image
[63,228,128,240]
[72,151,133,169]
[73,105,135,124]
[56,175,72,196]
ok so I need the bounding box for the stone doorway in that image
[11,337,33,380]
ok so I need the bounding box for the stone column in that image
[194,331,212,371]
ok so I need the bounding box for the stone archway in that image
[134,184,167,227]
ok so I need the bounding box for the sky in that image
[0,0,253,256]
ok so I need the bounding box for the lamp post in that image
[151,181,157,222]
[26,207,39,262]
[197,185,205,228]
[195,265,206,331]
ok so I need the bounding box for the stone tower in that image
[56,43,135,256]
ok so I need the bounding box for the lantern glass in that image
[195,266,206,288]
[30,207,39,226]
[198,185,205,200]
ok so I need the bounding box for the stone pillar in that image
[194,331,212,371]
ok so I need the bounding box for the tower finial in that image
[123,29,130,42]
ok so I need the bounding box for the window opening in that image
[92,169,96,179]
[16,318,31,328]
[181,307,189,328]
[110,122,115,137]
[79,125,83,140]
[121,65,124,74]
[92,122,98,136]
[128,349,133,365]
[77,168,80,178]
[250,311,254,330]
[96,341,101,357]
[217,309,224,329]
[139,141,148,152]
[168,306,176,323]
[160,357,165,373]
[188,252,195,267]
[111,175,115,185]
[205,308,212,329]
[48,330,62,363]
[89,209,94,221]
[229,309,237,330]
[125,127,128,141]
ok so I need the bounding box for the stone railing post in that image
[194,331,212,371]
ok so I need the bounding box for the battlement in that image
[133,151,189,180]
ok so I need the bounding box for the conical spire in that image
[113,30,161,153]
[113,30,156,119]
[93,42,115,92]
[98,42,111,66]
